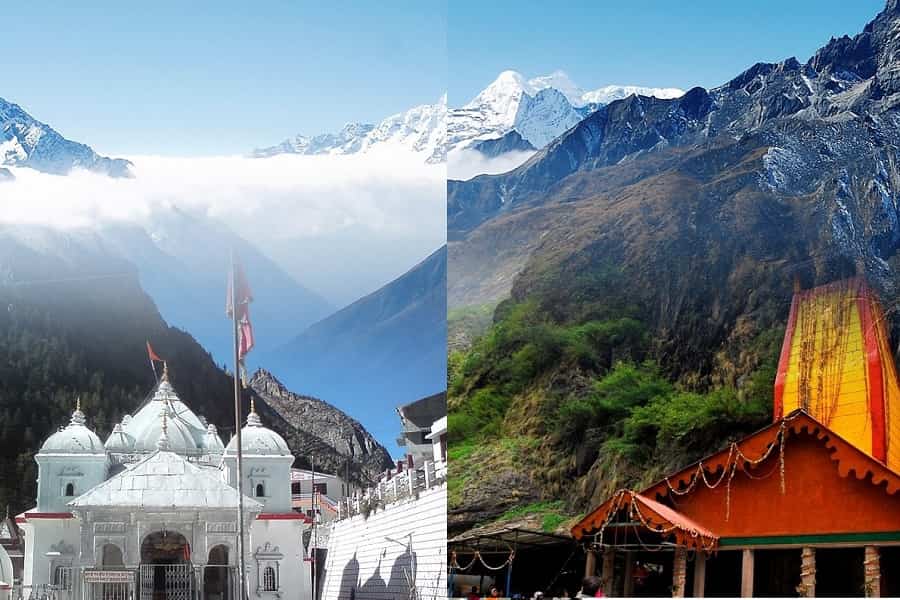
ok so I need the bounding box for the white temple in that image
[16,367,312,600]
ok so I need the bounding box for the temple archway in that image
[140,532,193,600]
[141,531,190,565]
[102,543,125,566]
[203,545,231,600]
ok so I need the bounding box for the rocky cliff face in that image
[249,369,393,480]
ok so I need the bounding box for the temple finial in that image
[70,396,86,426]
[247,397,262,427]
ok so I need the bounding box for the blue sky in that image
[450,0,885,104]
[2,1,446,156]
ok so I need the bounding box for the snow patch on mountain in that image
[252,95,447,164]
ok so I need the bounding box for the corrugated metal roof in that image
[69,450,262,511]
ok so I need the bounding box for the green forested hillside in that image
[448,277,781,534]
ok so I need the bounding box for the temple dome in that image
[39,402,105,455]
[134,405,198,454]
[124,368,206,454]
[225,404,290,456]
[104,423,135,453]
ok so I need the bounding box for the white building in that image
[16,367,312,600]
[320,402,447,600]
[289,470,348,524]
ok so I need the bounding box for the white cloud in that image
[0,152,446,304]
[447,148,535,181]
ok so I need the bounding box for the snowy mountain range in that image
[251,95,447,164]
[448,70,684,154]
[0,96,132,178]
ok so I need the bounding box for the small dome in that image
[104,423,135,453]
[40,401,104,455]
[225,403,290,457]
[203,424,225,453]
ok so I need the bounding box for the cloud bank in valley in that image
[0,153,446,305]
[447,148,535,181]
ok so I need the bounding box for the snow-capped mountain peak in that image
[0,96,132,178]
[581,84,685,105]
[526,70,586,106]
[448,70,685,156]
[251,95,447,164]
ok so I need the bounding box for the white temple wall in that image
[320,485,447,600]
[20,517,81,588]
[35,454,107,513]
[224,456,294,514]
[249,518,311,600]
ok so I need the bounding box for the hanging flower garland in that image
[663,418,792,520]
[449,543,516,572]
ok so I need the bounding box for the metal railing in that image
[15,565,236,600]
[337,459,446,520]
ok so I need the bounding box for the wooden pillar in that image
[623,551,635,597]
[585,549,597,578]
[799,547,815,597]
[865,546,881,598]
[672,548,687,598]
[693,552,707,598]
[602,549,615,596]
[740,549,754,598]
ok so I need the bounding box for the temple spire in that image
[157,408,170,451]
[247,397,262,427]
[71,396,86,426]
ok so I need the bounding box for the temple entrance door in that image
[203,546,232,600]
[140,532,194,600]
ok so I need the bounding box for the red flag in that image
[146,341,164,382]
[226,259,255,361]
[146,341,163,363]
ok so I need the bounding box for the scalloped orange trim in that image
[572,410,900,542]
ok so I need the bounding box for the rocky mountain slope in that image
[448,0,900,533]
[0,226,389,512]
[262,246,447,449]
[251,95,447,164]
[249,369,393,477]
[0,96,131,177]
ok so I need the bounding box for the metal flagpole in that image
[311,454,317,600]
[231,250,248,600]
